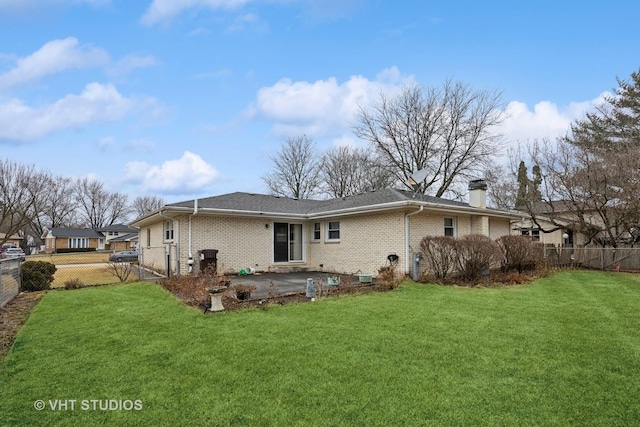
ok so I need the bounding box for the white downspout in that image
[405,206,424,275]
[188,199,198,273]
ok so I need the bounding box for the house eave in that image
[130,199,521,226]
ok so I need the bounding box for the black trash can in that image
[199,249,218,274]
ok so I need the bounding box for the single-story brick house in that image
[42,228,105,253]
[131,181,521,277]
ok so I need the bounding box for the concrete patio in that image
[229,271,320,299]
[228,271,363,299]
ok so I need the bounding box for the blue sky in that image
[1,0,639,203]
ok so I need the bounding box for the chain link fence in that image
[138,245,178,280]
[0,258,21,308]
[545,246,640,272]
[26,252,141,288]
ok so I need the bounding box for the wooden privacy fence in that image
[545,246,640,272]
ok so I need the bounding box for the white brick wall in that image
[138,208,514,278]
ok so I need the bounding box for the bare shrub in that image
[496,235,544,273]
[266,281,279,298]
[337,275,357,294]
[455,234,502,283]
[159,274,209,307]
[198,263,231,288]
[419,236,457,279]
[64,278,85,290]
[107,261,134,283]
[375,266,401,291]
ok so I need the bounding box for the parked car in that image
[1,247,26,261]
[0,244,17,254]
[109,250,139,262]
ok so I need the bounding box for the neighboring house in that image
[42,228,105,253]
[108,233,139,251]
[96,224,139,250]
[0,233,23,248]
[512,200,619,247]
[131,181,520,277]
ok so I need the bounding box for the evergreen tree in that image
[515,161,528,209]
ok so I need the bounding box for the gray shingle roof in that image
[109,233,138,241]
[49,228,104,238]
[168,188,473,216]
[96,224,138,233]
[168,192,326,215]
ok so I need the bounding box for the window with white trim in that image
[327,221,340,241]
[521,228,540,242]
[312,223,321,241]
[164,220,174,241]
[68,238,88,248]
[444,218,455,237]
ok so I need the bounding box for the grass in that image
[23,252,135,288]
[51,265,124,288]
[27,252,110,265]
[1,270,640,425]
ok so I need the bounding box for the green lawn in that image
[1,270,640,426]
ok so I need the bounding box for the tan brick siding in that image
[489,218,510,239]
[308,212,406,275]
[139,209,515,278]
[179,215,274,274]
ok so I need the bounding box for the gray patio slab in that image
[229,271,357,299]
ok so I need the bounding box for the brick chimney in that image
[468,179,487,209]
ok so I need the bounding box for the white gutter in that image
[405,205,424,274]
[132,200,520,226]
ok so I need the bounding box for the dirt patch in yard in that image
[0,292,44,362]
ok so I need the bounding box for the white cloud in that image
[0,82,154,142]
[0,37,109,89]
[247,66,412,137]
[499,92,608,146]
[247,65,608,157]
[107,54,159,76]
[123,151,219,193]
[141,0,251,26]
[331,134,361,149]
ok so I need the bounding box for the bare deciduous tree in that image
[0,159,48,246]
[262,135,322,199]
[31,174,77,238]
[321,145,394,198]
[353,80,504,197]
[74,177,131,228]
[131,195,165,219]
[484,164,517,210]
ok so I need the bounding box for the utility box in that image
[199,249,218,274]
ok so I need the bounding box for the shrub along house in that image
[131,180,521,278]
